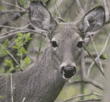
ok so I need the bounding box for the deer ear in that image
[77,6,105,38]
[29,1,57,34]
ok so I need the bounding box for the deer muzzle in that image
[60,64,76,79]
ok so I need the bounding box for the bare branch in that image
[86,58,105,66]
[22,97,26,102]
[80,48,86,100]
[90,36,104,75]
[81,48,87,79]
[0,9,27,32]
[87,33,110,78]
[2,1,25,11]
[0,24,29,36]
[11,73,13,102]
[86,0,92,13]
[59,92,102,102]
[0,10,26,14]
[74,99,101,102]
[69,79,103,90]
[83,45,105,78]
[0,25,23,29]
[103,0,110,23]
[54,0,65,22]
[76,0,85,15]
[0,28,46,41]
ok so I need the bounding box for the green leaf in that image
[0,6,2,10]
[0,6,5,11]
[19,0,23,5]
[27,33,30,37]
[4,39,9,47]
[0,95,3,99]
[20,47,27,54]
[65,18,68,22]
[5,59,11,64]
[8,68,15,73]
[102,54,107,59]
[24,33,32,43]
[25,56,31,65]
[12,46,19,49]
[1,49,8,55]
[0,42,8,56]
[18,32,23,37]
[4,60,13,68]
[0,68,5,73]
[17,53,23,57]
[16,37,21,43]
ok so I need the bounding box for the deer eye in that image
[76,41,83,48]
[51,41,58,47]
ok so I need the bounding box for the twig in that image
[0,24,29,30]
[0,7,27,32]
[0,29,46,40]
[0,24,30,36]
[0,10,26,14]
[54,0,65,22]
[0,24,29,37]
[85,58,105,65]
[76,0,85,15]
[22,97,26,102]
[1,29,20,36]
[0,25,21,29]
[83,45,105,78]
[69,79,103,90]
[86,0,92,13]
[80,48,86,100]
[90,36,104,75]
[81,48,86,79]
[0,31,27,40]
[75,99,101,102]
[0,43,20,67]
[11,73,13,102]
[87,33,110,78]
[103,0,110,23]
[2,1,25,11]
[59,92,102,102]
[85,52,105,59]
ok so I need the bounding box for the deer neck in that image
[23,44,66,102]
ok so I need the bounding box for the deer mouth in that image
[61,66,76,79]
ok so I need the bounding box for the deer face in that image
[50,24,83,79]
[29,1,105,80]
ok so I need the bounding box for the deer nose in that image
[61,65,76,79]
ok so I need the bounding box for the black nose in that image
[62,66,76,78]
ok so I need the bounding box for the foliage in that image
[0,95,3,99]
[0,39,9,56]
[0,5,5,11]
[102,54,107,59]
[1,32,32,73]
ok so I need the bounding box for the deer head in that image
[29,1,105,80]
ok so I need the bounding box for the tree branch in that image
[87,33,110,78]
[69,79,103,90]
[76,0,85,15]
[59,92,102,102]
[0,10,26,14]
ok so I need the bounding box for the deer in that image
[0,1,105,102]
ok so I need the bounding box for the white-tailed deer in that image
[0,1,105,102]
